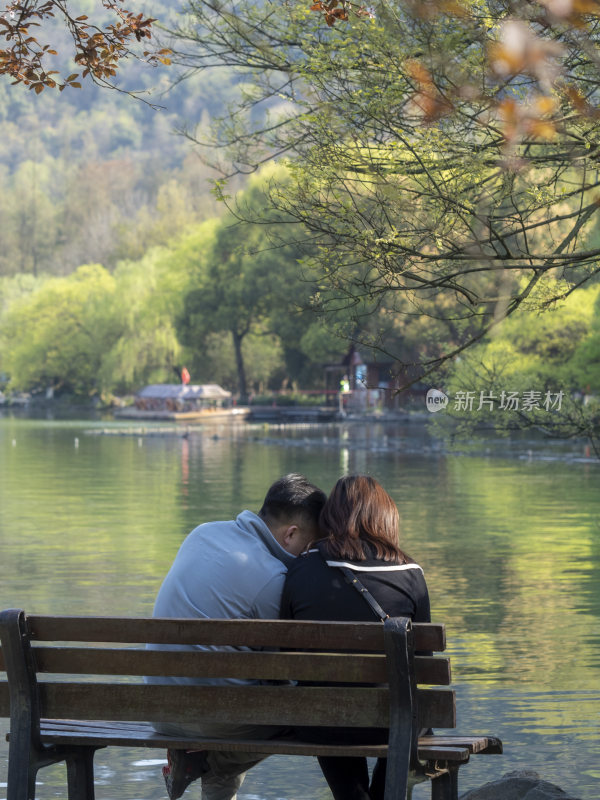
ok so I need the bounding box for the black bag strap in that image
[338,565,389,623]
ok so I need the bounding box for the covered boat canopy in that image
[137,384,231,401]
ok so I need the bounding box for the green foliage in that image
[0,264,123,396]
[172,0,600,390]
[430,282,600,453]
[177,167,327,399]
[187,329,285,394]
[0,148,225,277]
[0,204,345,399]
[97,249,182,394]
[0,272,47,313]
[0,222,219,397]
[572,334,600,395]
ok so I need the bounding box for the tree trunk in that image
[232,330,248,404]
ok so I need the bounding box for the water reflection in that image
[0,417,598,799]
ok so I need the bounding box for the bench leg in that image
[6,750,38,800]
[66,748,97,800]
[430,767,459,800]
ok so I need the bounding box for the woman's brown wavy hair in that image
[319,475,409,562]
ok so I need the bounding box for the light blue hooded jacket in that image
[146,510,294,686]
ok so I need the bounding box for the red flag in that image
[181,367,191,385]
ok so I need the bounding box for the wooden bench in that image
[0,609,502,800]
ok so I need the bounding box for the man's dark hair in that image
[259,474,326,528]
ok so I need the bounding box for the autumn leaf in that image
[527,119,558,139]
[533,95,559,115]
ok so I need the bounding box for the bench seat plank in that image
[34,720,472,763]
[419,735,503,755]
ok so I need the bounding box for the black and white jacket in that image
[280,540,430,624]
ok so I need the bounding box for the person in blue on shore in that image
[280,474,431,800]
[147,474,326,800]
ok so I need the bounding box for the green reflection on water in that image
[0,417,599,799]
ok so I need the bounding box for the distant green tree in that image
[191,328,285,395]
[177,169,317,401]
[0,263,123,396]
[97,251,182,395]
[97,219,224,395]
[0,159,58,276]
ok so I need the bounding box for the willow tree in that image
[168,0,600,385]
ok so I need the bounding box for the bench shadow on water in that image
[0,417,599,799]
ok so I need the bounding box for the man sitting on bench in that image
[146,473,326,800]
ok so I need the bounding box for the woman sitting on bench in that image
[280,474,431,800]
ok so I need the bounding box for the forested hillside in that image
[0,0,239,277]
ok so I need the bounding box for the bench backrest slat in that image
[30,647,451,685]
[38,683,456,729]
[25,616,445,652]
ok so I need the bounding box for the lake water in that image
[1,415,599,800]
